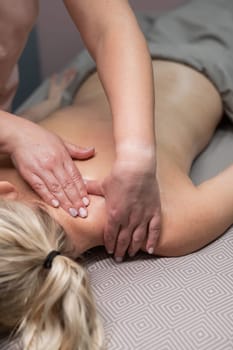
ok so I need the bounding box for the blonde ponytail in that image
[0,199,104,350]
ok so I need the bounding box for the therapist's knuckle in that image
[133,234,144,243]
[62,179,74,191]
[109,210,118,223]
[150,218,161,232]
[50,182,61,194]
[150,223,160,233]
[32,181,44,193]
[118,236,129,246]
[111,209,126,225]
[70,169,82,182]
[40,157,53,170]
[47,156,57,167]
[105,232,116,243]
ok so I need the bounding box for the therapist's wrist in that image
[115,142,156,170]
[0,112,36,154]
[116,142,156,159]
[0,112,22,154]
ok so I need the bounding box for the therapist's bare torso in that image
[0,60,230,257]
[0,0,38,109]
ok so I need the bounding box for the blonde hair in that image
[0,199,104,350]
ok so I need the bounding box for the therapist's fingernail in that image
[148,247,154,255]
[82,197,89,206]
[84,146,94,151]
[79,207,87,218]
[69,208,78,217]
[51,199,60,208]
[115,257,123,263]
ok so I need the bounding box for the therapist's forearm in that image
[0,110,43,154]
[64,0,156,161]
[95,21,156,160]
[0,111,24,154]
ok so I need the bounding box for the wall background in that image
[37,0,187,78]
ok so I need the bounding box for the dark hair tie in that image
[44,250,61,269]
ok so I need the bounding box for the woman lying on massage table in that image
[0,59,229,349]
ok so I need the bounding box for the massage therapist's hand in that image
[8,118,94,217]
[87,154,161,260]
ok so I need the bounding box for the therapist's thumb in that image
[85,180,104,196]
[64,141,95,160]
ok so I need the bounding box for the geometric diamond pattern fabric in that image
[83,228,233,350]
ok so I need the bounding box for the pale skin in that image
[0,0,160,259]
[1,60,232,260]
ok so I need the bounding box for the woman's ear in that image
[0,181,19,200]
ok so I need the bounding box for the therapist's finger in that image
[28,173,61,209]
[85,180,104,196]
[64,142,95,160]
[104,217,121,255]
[59,160,90,214]
[114,226,133,262]
[127,223,148,257]
[146,215,161,255]
[38,169,80,217]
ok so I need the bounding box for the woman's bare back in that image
[40,61,222,180]
[38,60,230,257]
